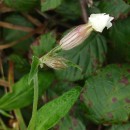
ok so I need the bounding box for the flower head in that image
[88,13,114,32]
[59,13,114,50]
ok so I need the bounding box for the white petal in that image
[106,17,114,29]
[88,13,114,32]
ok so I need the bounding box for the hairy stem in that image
[27,74,38,130]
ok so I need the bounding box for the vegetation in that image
[0,0,130,130]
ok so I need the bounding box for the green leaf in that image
[98,0,130,18]
[36,87,81,130]
[56,32,107,81]
[59,115,86,130]
[28,56,40,84]
[108,123,130,130]
[32,33,56,57]
[4,0,40,11]
[3,14,34,54]
[0,72,54,111]
[82,64,130,124]
[108,17,130,63]
[56,0,81,21]
[41,0,63,12]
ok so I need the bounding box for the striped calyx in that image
[59,24,93,50]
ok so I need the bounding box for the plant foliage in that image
[0,0,130,130]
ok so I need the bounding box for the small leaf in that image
[82,64,130,124]
[56,32,107,81]
[0,72,54,111]
[36,87,81,130]
[28,56,40,85]
[41,0,63,12]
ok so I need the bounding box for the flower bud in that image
[59,24,93,50]
[88,13,114,32]
[40,56,68,70]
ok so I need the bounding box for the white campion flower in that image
[88,13,114,32]
[59,13,114,50]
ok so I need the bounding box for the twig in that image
[22,13,42,27]
[8,61,14,92]
[36,9,71,28]
[35,9,49,19]
[0,55,9,90]
[0,24,45,50]
[0,3,14,13]
[0,55,5,80]
[0,21,34,32]
[0,79,9,87]
[79,0,88,23]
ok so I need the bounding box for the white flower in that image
[59,24,93,50]
[59,13,114,50]
[88,13,114,32]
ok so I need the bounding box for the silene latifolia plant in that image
[27,13,114,130]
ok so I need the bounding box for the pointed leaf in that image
[0,72,54,111]
[36,87,81,130]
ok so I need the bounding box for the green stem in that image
[27,74,38,130]
[15,109,27,130]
